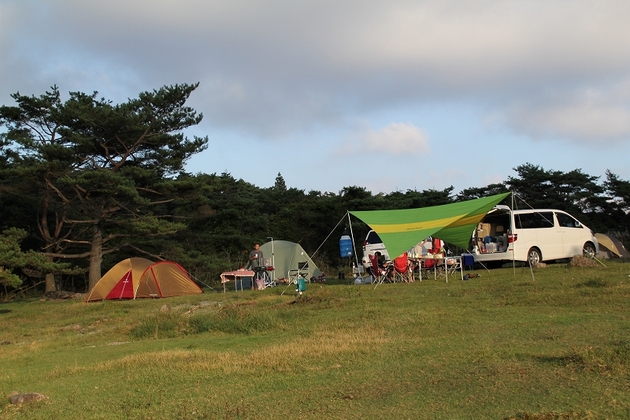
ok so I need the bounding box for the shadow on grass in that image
[573,278,612,288]
[503,410,592,419]
[531,341,630,373]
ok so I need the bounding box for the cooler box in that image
[462,254,475,269]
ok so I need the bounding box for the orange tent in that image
[84,258,203,302]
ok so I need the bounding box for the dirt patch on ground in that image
[568,255,598,268]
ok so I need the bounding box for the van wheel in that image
[527,247,542,266]
[583,242,596,258]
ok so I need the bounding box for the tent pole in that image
[189,273,217,292]
[266,236,275,282]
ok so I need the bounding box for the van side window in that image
[515,212,554,229]
[556,212,581,228]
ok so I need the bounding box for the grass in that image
[1,261,630,419]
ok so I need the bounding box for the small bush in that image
[189,305,280,335]
[130,313,185,340]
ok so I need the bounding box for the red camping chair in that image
[421,239,446,279]
[420,257,438,280]
[393,252,412,283]
[369,253,388,287]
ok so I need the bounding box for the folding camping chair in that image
[420,257,437,280]
[288,261,309,284]
[445,256,462,278]
[392,252,412,283]
[369,253,390,288]
[420,239,448,280]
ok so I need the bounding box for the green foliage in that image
[0,83,209,290]
[0,228,75,289]
[129,216,186,235]
[457,182,509,201]
[0,266,21,289]
[273,172,287,192]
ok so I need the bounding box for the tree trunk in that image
[87,224,103,291]
[45,273,56,293]
[45,255,57,292]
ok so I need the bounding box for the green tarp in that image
[350,193,510,258]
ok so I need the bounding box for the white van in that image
[471,205,598,266]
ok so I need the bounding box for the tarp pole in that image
[347,212,362,278]
[512,191,516,278]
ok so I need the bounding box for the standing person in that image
[248,243,265,290]
[248,243,264,269]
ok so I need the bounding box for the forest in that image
[1,84,629,297]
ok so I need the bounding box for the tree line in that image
[1,84,629,297]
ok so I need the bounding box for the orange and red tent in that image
[84,258,202,302]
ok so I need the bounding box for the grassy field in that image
[1,261,629,419]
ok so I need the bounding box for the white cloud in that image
[503,81,630,143]
[339,123,430,156]
[5,0,630,140]
[4,0,630,193]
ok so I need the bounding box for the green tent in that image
[260,240,322,281]
[350,193,510,259]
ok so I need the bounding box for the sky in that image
[2,0,630,196]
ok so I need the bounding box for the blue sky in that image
[2,0,630,195]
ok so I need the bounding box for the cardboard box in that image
[478,223,491,238]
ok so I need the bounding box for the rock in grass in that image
[7,391,49,405]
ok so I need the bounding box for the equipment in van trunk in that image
[471,205,598,267]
